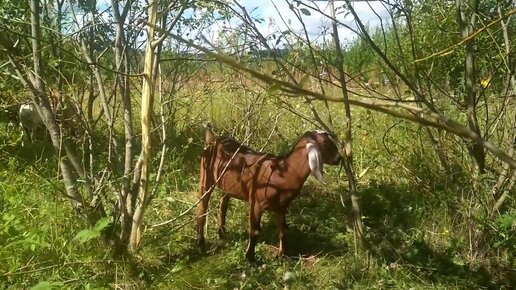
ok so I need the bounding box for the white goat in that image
[19,103,45,146]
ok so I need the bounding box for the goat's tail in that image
[204,122,216,148]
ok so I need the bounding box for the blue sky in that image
[87,0,391,48]
[237,0,391,43]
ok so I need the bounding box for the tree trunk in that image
[128,0,158,253]
[490,5,516,211]
[78,33,118,168]
[401,4,452,178]
[456,0,485,174]
[334,0,365,250]
[110,0,134,250]
[29,0,82,206]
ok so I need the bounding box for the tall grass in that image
[1,74,515,289]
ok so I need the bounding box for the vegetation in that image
[1,0,515,289]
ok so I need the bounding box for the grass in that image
[1,81,516,289]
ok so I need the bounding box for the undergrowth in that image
[1,90,516,289]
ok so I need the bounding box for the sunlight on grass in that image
[1,78,515,289]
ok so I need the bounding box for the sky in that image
[237,0,391,44]
[86,0,392,48]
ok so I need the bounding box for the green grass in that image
[1,83,516,289]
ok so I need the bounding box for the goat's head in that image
[304,130,342,183]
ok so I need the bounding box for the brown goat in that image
[196,126,342,261]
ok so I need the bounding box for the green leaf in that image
[358,167,370,179]
[74,217,111,244]
[73,229,98,244]
[30,281,64,290]
[275,34,283,46]
[496,213,516,229]
[93,217,112,232]
[300,8,311,16]
[171,255,189,273]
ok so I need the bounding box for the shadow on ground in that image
[136,181,352,287]
[141,178,516,288]
[357,180,516,289]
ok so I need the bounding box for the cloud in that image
[236,0,391,44]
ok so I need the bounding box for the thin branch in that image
[1,260,128,277]
[414,8,516,63]
[138,21,516,168]
[149,132,254,228]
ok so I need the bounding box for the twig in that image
[148,63,168,203]
[148,131,254,228]
[136,17,516,169]
[413,8,516,63]
[1,260,128,277]
[259,110,284,151]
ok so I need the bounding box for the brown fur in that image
[196,127,342,261]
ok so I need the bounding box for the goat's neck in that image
[283,141,312,185]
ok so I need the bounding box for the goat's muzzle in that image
[331,154,344,165]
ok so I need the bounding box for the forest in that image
[0,0,515,289]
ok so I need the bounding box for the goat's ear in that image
[306,142,325,184]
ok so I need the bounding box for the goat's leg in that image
[20,127,26,147]
[245,205,263,262]
[196,158,214,251]
[218,194,230,239]
[20,126,30,147]
[29,127,37,143]
[196,189,214,250]
[275,212,287,256]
